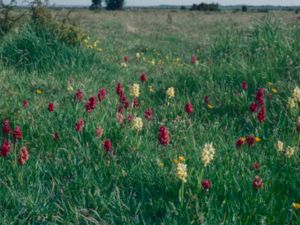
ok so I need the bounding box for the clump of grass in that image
[0,4,98,72]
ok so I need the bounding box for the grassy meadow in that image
[0,9,300,224]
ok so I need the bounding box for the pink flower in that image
[2,119,11,134]
[13,126,22,141]
[103,139,114,155]
[1,140,11,157]
[257,107,266,122]
[74,89,84,101]
[201,179,212,191]
[140,72,147,82]
[204,96,209,104]
[191,55,197,64]
[124,56,129,62]
[23,100,29,108]
[246,136,255,146]
[48,103,54,112]
[242,81,248,91]
[53,132,59,141]
[158,126,170,145]
[96,127,103,138]
[133,98,139,108]
[251,163,260,170]
[18,146,29,165]
[249,102,258,113]
[75,118,84,132]
[97,88,106,102]
[85,96,97,113]
[116,83,124,96]
[144,108,153,120]
[185,102,193,114]
[116,113,123,124]
[253,176,263,189]
[236,137,246,148]
[256,88,265,106]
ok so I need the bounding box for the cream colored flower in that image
[136,52,141,59]
[132,117,143,131]
[276,140,284,152]
[287,97,297,109]
[201,143,216,167]
[293,86,300,102]
[166,87,175,98]
[130,84,140,97]
[148,85,155,93]
[121,62,128,68]
[285,146,296,158]
[176,163,187,183]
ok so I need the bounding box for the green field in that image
[0,9,300,224]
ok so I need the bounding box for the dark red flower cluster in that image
[23,100,29,108]
[201,179,212,191]
[236,135,256,148]
[158,126,170,145]
[251,162,260,170]
[18,146,29,165]
[204,96,209,104]
[133,98,139,108]
[185,102,193,114]
[103,139,114,155]
[116,83,130,110]
[253,176,263,189]
[75,89,84,101]
[75,118,84,132]
[144,108,153,120]
[0,140,11,157]
[2,119,11,134]
[124,56,129,63]
[98,88,106,102]
[140,72,147,82]
[13,126,22,141]
[48,103,54,112]
[85,96,97,113]
[249,88,266,122]
[53,132,59,141]
[191,55,197,64]
[242,81,248,91]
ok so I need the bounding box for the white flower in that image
[132,117,143,131]
[176,163,187,183]
[276,140,284,152]
[201,143,216,167]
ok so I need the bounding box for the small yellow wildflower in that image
[67,85,74,92]
[130,84,140,97]
[96,48,103,52]
[36,89,43,94]
[255,137,262,142]
[132,117,143,131]
[201,143,216,167]
[150,59,155,65]
[271,88,278,93]
[166,87,175,98]
[292,203,300,209]
[207,104,214,109]
[176,163,187,183]
[178,156,185,162]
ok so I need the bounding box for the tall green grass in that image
[0,14,299,224]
